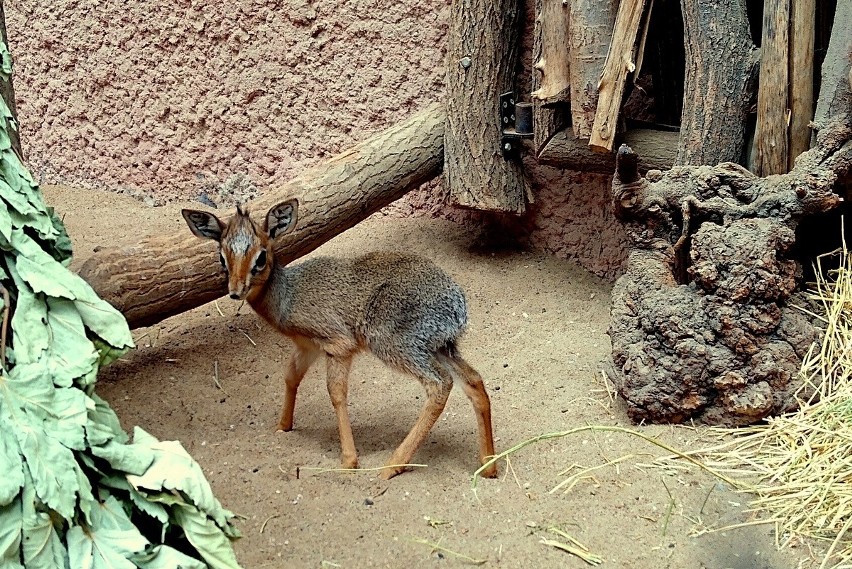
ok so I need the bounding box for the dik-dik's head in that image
[182,199,299,301]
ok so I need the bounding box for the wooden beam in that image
[788,0,815,166]
[569,0,618,140]
[813,0,852,133]
[78,103,445,329]
[754,0,790,175]
[531,0,570,155]
[677,0,758,166]
[588,0,646,153]
[538,126,677,173]
[445,0,528,213]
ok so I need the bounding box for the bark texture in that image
[79,103,445,329]
[589,0,646,152]
[754,0,790,175]
[677,0,758,166]
[538,127,677,172]
[609,118,851,426]
[813,0,852,132]
[569,0,618,140]
[445,0,528,213]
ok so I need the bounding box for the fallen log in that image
[531,0,571,156]
[78,103,445,329]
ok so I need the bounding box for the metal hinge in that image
[500,91,533,159]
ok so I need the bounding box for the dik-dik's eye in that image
[219,252,228,273]
[251,250,267,275]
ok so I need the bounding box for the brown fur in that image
[182,200,497,480]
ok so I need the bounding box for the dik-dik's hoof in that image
[378,464,407,480]
[341,456,359,470]
[479,463,498,479]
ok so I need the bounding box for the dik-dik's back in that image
[260,252,469,380]
[182,199,497,480]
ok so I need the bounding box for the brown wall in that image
[6,1,627,279]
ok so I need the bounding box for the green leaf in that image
[91,441,155,477]
[39,387,90,451]
[173,504,241,569]
[8,263,48,366]
[0,406,24,506]
[44,297,98,388]
[21,467,67,569]
[15,426,79,520]
[130,544,206,569]
[85,393,128,447]
[0,496,23,569]
[67,496,151,569]
[99,477,169,534]
[126,428,235,530]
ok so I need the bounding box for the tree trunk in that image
[788,0,815,165]
[538,126,677,172]
[677,0,758,166]
[754,0,790,176]
[79,104,445,329]
[568,0,618,140]
[609,117,850,426]
[531,0,570,155]
[0,0,21,159]
[589,0,646,152]
[813,0,852,133]
[445,0,528,213]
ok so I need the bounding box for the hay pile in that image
[693,246,852,568]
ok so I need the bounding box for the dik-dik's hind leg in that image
[380,378,452,480]
[327,355,359,469]
[277,337,321,432]
[452,357,497,478]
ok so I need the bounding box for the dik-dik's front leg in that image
[277,337,321,432]
[326,355,359,469]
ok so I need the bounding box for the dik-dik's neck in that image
[245,263,295,330]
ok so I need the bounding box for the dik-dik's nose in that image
[229,293,240,300]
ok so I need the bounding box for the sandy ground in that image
[45,184,815,569]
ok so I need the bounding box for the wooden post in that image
[588,0,646,153]
[813,0,852,132]
[0,0,21,159]
[79,104,445,329]
[754,0,790,175]
[569,0,618,140]
[677,0,758,166]
[788,0,815,166]
[445,0,528,214]
[531,0,570,155]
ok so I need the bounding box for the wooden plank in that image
[531,0,570,155]
[538,126,678,173]
[588,0,646,153]
[79,104,445,329]
[788,0,815,166]
[445,0,528,213]
[568,0,618,140]
[677,0,758,166]
[754,0,790,175]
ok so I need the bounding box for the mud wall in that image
[5,1,627,279]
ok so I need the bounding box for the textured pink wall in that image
[5,1,627,279]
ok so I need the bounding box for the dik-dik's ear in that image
[265,199,299,239]
[182,209,225,241]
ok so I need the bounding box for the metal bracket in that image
[500,91,534,159]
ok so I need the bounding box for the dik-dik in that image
[182,199,497,480]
